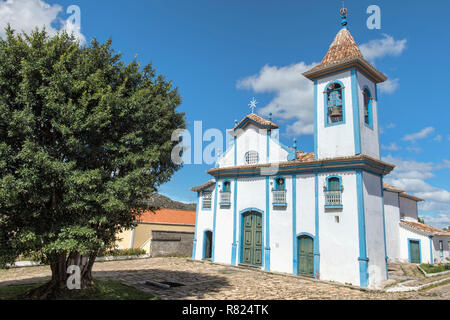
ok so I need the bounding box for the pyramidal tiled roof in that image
[311,28,363,71]
[303,27,387,83]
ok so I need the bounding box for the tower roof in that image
[303,11,387,83]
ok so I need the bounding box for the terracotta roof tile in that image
[311,28,363,72]
[400,220,450,236]
[190,179,216,192]
[303,28,387,83]
[233,113,279,131]
[139,208,196,225]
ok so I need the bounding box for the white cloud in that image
[383,155,450,229]
[381,143,400,151]
[236,62,316,136]
[406,147,422,153]
[360,34,407,61]
[402,127,435,142]
[433,135,443,142]
[379,78,399,94]
[0,0,85,44]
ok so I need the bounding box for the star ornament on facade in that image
[249,97,258,114]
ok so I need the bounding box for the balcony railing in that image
[219,191,231,205]
[273,190,287,206]
[325,190,342,207]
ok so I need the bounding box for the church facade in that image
[190,8,450,288]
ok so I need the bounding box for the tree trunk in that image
[24,251,97,300]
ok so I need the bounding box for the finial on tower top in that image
[340,0,348,28]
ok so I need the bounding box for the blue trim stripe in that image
[313,174,320,279]
[356,170,369,287]
[314,81,318,159]
[380,177,389,279]
[211,181,219,262]
[231,178,238,265]
[192,192,200,259]
[266,130,270,162]
[351,69,362,155]
[292,175,298,275]
[264,177,271,271]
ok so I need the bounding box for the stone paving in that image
[0,257,449,300]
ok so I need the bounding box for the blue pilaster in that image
[351,69,362,155]
[264,176,271,271]
[356,170,369,287]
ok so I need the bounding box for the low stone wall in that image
[150,231,194,258]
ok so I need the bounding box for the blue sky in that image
[1,0,449,228]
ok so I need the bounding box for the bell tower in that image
[303,6,387,160]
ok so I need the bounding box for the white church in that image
[191,7,450,288]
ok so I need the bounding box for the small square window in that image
[245,151,259,165]
[202,192,212,210]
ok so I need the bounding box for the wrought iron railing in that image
[325,190,342,206]
[273,190,287,205]
[220,191,231,204]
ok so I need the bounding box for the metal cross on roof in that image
[249,97,258,114]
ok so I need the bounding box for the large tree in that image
[0,27,185,298]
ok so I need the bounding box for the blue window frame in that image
[223,181,231,193]
[324,175,343,209]
[274,177,286,191]
[324,81,346,126]
[363,87,373,129]
[273,177,287,206]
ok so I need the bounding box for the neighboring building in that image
[190,7,450,289]
[383,183,450,264]
[117,208,196,257]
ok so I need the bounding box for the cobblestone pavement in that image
[0,258,449,300]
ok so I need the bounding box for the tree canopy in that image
[0,27,185,295]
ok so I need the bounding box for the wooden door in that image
[298,236,314,276]
[409,240,421,264]
[204,231,212,259]
[242,212,262,266]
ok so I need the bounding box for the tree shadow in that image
[93,268,231,300]
[0,267,232,300]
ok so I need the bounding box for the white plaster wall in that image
[268,130,290,163]
[398,226,432,264]
[235,177,266,264]
[432,236,450,263]
[384,191,401,262]
[316,71,356,159]
[214,180,235,264]
[362,172,387,287]
[236,124,267,167]
[357,72,380,159]
[269,176,294,274]
[296,175,316,237]
[217,140,235,167]
[193,186,216,260]
[399,197,418,222]
[317,171,361,286]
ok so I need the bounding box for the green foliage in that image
[98,248,146,257]
[0,27,185,268]
[420,263,450,274]
[418,217,425,224]
[0,280,158,300]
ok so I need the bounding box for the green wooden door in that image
[298,236,314,276]
[409,240,421,264]
[242,212,262,266]
[204,231,212,259]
